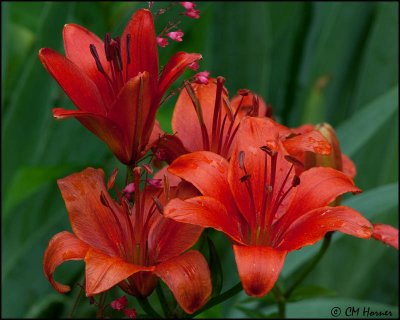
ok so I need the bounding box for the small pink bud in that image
[180,2,195,10]
[123,183,135,195]
[168,30,184,42]
[123,308,137,319]
[156,36,169,47]
[188,61,199,70]
[148,179,162,188]
[185,9,200,19]
[110,296,128,311]
[194,71,210,84]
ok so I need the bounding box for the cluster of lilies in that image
[39,5,398,317]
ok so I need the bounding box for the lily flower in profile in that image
[164,117,379,297]
[39,9,201,165]
[43,168,211,314]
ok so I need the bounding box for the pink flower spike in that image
[185,9,200,19]
[156,36,169,47]
[148,178,162,188]
[194,71,210,84]
[168,30,184,42]
[180,2,196,11]
[110,295,128,311]
[123,308,137,319]
[188,61,199,71]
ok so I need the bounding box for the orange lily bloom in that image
[43,168,211,314]
[39,9,201,165]
[164,117,376,297]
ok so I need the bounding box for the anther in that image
[238,89,250,96]
[89,44,106,74]
[260,145,277,157]
[284,155,304,168]
[240,174,251,183]
[239,151,245,170]
[292,175,301,187]
[100,191,110,207]
[152,196,164,214]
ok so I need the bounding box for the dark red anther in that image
[104,33,112,61]
[240,174,251,183]
[260,145,277,157]
[238,151,245,170]
[152,196,164,214]
[89,44,106,74]
[252,94,260,116]
[126,34,131,65]
[292,175,300,187]
[100,191,110,207]
[284,155,304,168]
[238,89,250,96]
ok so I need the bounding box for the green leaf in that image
[288,285,336,302]
[336,86,398,157]
[207,235,223,298]
[24,294,67,318]
[236,306,268,318]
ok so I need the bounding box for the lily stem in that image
[285,232,333,298]
[137,297,162,318]
[125,165,135,185]
[190,282,243,318]
[156,284,171,318]
[272,285,286,318]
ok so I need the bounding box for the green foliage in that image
[1,1,397,318]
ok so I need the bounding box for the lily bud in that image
[304,123,343,172]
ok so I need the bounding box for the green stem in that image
[137,297,162,318]
[190,282,242,318]
[125,165,135,185]
[156,284,171,318]
[285,232,333,298]
[272,285,286,318]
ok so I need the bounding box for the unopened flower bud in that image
[194,71,210,84]
[168,30,184,42]
[180,2,196,10]
[156,36,169,47]
[185,9,200,19]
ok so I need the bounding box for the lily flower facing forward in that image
[152,77,269,163]
[39,9,201,165]
[164,117,377,297]
[43,168,211,314]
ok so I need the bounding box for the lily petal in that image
[282,130,331,157]
[148,213,203,263]
[52,108,129,164]
[85,248,154,296]
[158,51,202,102]
[121,9,158,92]
[342,154,357,178]
[164,196,244,243]
[43,231,90,293]
[233,245,286,297]
[275,206,373,251]
[229,92,268,121]
[168,151,241,222]
[57,168,126,256]
[39,48,106,113]
[155,251,212,314]
[372,224,399,249]
[63,23,110,105]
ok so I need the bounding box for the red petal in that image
[278,167,361,229]
[62,24,111,106]
[57,168,127,256]
[148,213,203,263]
[39,48,106,113]
[372,224,399,249]
[52,108,130,164]
[154,251,211,314]
[168,151,243,225]
[275,206,373,251]
[233,245,286,297]
[158,52,202,102]
[85,248,154,295]
[229,92,268,120]
[342,153,357,178]
[43,231,89,293]
[108,72,152,162]
[282,130,331,157]
[121,9,158,92]
[164,196,244,243]
[153,165,182,187]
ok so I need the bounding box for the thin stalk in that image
[272,285,286,318]
[156,284,171,318]
[190,282,242,318]
[137,297,162,318]
[69,283,84,318]
[285,232,333,298]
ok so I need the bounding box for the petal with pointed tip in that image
[342,154,357,178]
[164,196,244,243]
[275,206,373,251]
[155,251,211,314]
[121,9,158,91]
[233,245,286,297]
[43,231,90,293]
[39,48,106,113]
[85,248,154,295]
[372,224,398,249]
[53,108,130,164]
[283,130,331,158]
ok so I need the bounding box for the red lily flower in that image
[163,117,375,297]
[43,168,211,314]
[39,9,201,165]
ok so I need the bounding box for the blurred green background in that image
[1,1,398,318]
